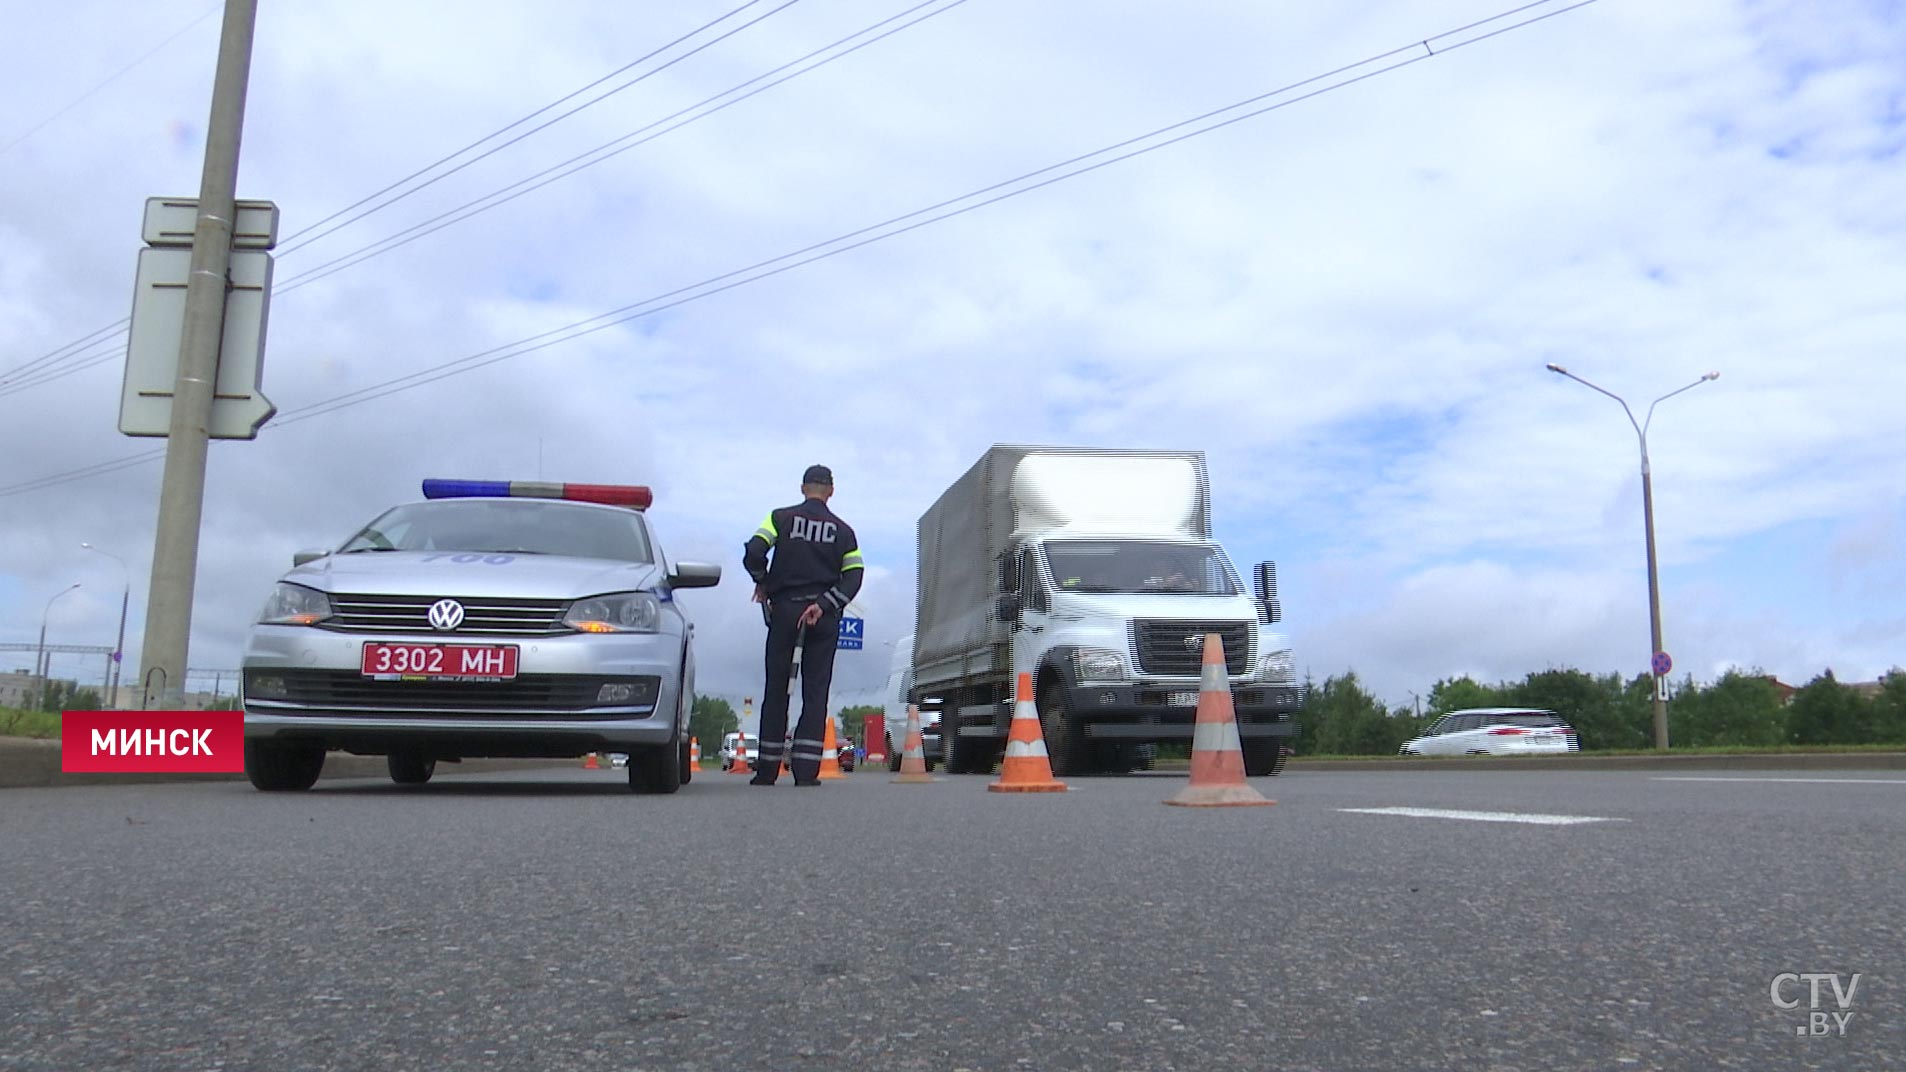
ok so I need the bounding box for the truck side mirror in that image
[1254,561,1280,623]
[995,593,1021,623]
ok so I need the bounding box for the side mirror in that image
[293,548,330,567]
[995,593,1021,623]
[1254,561,1280,623]
[668,562,722,589]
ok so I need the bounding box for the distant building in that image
[0,669,43,708]
[1757,676,1799,705]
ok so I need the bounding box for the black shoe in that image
[792,777,821,787]
[749,774,778,786]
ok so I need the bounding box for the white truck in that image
[912,445,1299,776]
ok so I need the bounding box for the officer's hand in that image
[752,584,767,604]
[799,602,823,627]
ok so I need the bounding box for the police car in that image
[240,479,720,793]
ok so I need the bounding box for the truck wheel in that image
[245,739,325,792]
[1037,686,1086,777]
[630,731,684,795]
[678,736,693,785]
[887,747,902,773]
[942,725,971,774]
[1242,740,1288,777]
[387,750,435,785]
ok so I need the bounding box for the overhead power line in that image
[0,0,1599,500]
[1,0,964,400]
[0,0,796,388]
[276,0,803,256]
[0,3,222,158]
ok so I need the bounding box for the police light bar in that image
[422,479,653,510]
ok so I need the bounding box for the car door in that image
[1447,715,1485,753]
[1417,716,1455,755]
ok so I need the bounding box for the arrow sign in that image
[837,616,864,651]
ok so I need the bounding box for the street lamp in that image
[1547,363,1719,749]
[37,583,83,711]
[81,542,130,707]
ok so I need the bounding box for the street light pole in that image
[1547,364,1719,749]
[82,543,130,706]
[37,584,83,711]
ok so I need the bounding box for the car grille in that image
[248,669,659,715]
[1130,620,1252,676]
[322,593,570,636]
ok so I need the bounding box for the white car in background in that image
[1399,708,1580,756]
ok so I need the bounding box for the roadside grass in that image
[0,707,60,739]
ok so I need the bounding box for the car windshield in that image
[336,499,653,562]
[1043,540,1239,595]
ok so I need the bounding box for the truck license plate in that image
[360,643,519,681]
[1168,691,1199,707]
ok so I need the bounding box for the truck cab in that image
[915,447,1299,777]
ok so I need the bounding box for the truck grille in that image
[1131,620,1251,676]
[247,670,659,715]
[322,594,570,636]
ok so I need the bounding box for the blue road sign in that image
[837,616,864,650]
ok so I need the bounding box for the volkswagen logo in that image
[427,599,465,631]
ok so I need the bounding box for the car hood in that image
[284,551,662,599]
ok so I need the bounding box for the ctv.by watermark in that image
[1771,973,1862,1037]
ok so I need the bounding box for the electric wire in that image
[0,0,791,387]
[0,0,1599,499]
[0,3,222,158]
[1,0,958,396]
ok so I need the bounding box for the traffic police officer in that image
[743,464,864,785]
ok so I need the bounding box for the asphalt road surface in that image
[3,765,1901,1071]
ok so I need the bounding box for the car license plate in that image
[1168,691,1198,707]
[1528,734,1562,746]
[360,642,519,681]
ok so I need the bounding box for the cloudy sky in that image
[3,0,1902,715]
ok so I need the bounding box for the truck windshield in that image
[1043,540,1239,595]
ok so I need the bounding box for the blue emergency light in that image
[422,479,653,510]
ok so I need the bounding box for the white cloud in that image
[3,0,1902,708]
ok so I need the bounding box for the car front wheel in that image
[245,739,325,792]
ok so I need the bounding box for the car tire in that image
[631,731,683,795]
[244,739,325,792]
[887,746,902,773]
[387,750,435,785]
[1242,739,1288,777]
[678,736,693,785]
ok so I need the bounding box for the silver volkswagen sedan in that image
[241,479,719,793]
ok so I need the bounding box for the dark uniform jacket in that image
[743,498,865,612]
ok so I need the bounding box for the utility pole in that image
[138,0,260,710]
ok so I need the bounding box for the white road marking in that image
[1653,776,1906,785]
[1339,806,1626,825]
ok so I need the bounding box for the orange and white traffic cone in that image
[583,752,600,770]
[730,739,752,775]
[690,737,701,767]
[891,704,935,784]
[988,672,1068,793]
[1166,634,1275,808]
[818,719,846,780]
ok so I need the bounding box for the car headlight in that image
[565,592,662,633]
[258,583,333,626]
[1257,648,1295,685]
[1073,646,1128,682]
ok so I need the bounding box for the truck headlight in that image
[258,583,333,626]
[565,592,662,633]
[1073,646,1129,682]
[1257,648,1295,685]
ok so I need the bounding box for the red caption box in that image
[61,711,245,773]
